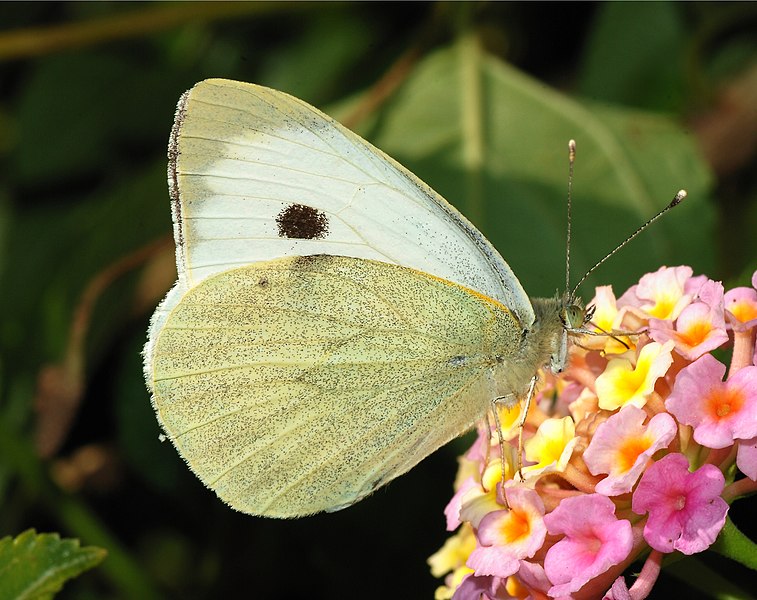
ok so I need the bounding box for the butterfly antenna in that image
[565,140,576,296]
[571,190,687,298]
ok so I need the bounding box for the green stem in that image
[710,516,757,571]
[456,8,484,226]
[0,3,302,60]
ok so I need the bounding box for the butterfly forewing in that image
[169,79,534,327]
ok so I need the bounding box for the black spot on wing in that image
[276,204,329,240]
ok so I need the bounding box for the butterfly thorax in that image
[488,294,581,406]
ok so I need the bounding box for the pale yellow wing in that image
[149,255,521,517]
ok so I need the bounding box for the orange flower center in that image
[677,321,711,347]
[730,301,757,323]
[617,436,651,472]
[706,386,744,419]
[500,510,531,543]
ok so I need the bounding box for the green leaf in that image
[366,43,714,298]
[0,161,169,370]
[577,1,686,110]
[711,516,757,572]
[259,9,379,103]
[0,529,106,600]
[10,51,187,185]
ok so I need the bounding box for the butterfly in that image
[143,78,596,518]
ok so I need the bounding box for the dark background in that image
[0,3,755,598]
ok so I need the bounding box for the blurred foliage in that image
[0,2,755,599]
[0,529,106,599]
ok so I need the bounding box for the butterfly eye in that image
[562,304,586,330]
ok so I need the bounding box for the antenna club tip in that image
[670,189,687,207]
[568,139,576,162]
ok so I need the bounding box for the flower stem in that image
[730,329,756,374]
[723,475,757,502]
[629,549,663,599]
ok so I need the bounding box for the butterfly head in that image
[546,293,594,375]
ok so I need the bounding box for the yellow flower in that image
[522,416,578,477]
[459,461,511,527]
[428,524,476,577]
[636,266,693,320]
[596,341,674,410]
[434,566,473,600]
[585,286,632,354]
[429,526,476,599]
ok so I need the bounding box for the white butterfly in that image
[144,79,583,518]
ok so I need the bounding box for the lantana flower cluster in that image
[430,266,757,599]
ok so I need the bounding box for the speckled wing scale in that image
[144,79,566,518]
[151,256,525,517]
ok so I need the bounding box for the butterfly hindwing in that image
[150,256,522,516]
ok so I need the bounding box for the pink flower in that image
[457,459,518,530]
[685,274,710,296]
[516,561,551,596]
[543,494,633,597]
[617,266,694,320]
[650,280,729,360]
[452,574,511,600]
[603,546,664,600]
[431,267,757,600]
[737,436,757,480]
[446,434,520,530]
[445,476,479,531]
[632,453,728,554]
[604,576,632,600]
[584,406,677,495]
[467,488,546,578]
[666,354,757,448]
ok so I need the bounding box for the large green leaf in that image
[0,529,106,600]
[577,1,686,110]
[363,44,714,299]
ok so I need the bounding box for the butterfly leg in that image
[514,374,539,482]
[483,415,493,482]
[489,400,510,508]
